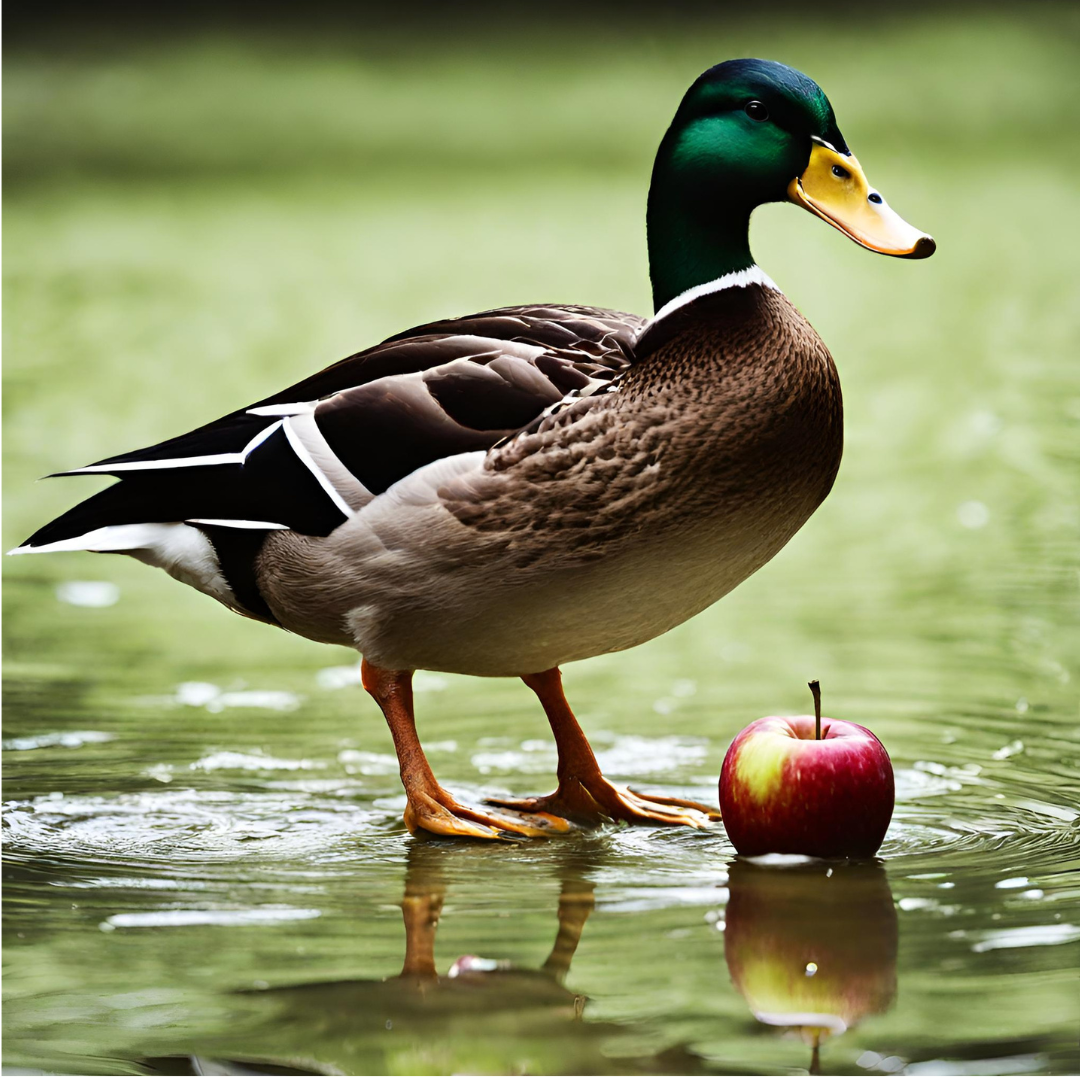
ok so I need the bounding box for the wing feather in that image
[21,304,643,550]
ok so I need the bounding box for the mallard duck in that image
[12,59,933,840]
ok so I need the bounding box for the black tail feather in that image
[18,480,149,549]
[19,424,348,549]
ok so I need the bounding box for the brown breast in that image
[448,283,843,567]
[623,283,843,518]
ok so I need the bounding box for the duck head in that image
[647,58,935,310]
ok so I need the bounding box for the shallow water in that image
[4,10,1080,1076]
[4,618,1078,1074]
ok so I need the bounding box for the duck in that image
[11,58,934,841]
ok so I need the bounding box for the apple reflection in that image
[724,859,897,1069]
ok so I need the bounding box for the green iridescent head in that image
[647,59,934,311]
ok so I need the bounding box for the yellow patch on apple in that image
[733,730,791,802]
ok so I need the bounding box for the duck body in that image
[258,276,841,675]
[18,273,840,678]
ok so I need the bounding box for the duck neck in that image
[646,154,756,313]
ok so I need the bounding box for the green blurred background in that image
[4,3,1079,1075]
[6,3,1078,700]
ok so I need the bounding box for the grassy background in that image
[5,5,1078,713]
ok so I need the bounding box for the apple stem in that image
[809,680,822,740]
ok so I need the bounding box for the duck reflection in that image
[724,860,897,1072]
[139,842,706,1076]
[384,840,594,1016]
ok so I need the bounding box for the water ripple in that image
[2,788,395,866]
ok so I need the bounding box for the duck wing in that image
[19,304,643,549]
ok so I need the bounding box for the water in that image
[4,619,1078,1074]
[4,10,1080,1075]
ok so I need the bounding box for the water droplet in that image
[804,962,818,976]
[992,739,1024,760]
[3,732,113,752]
[899,897,936,911]
[956,500,990,529]
[56,581,120,608]
[996,877,1029,889]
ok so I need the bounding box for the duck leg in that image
[488,668,721,828]
[362,659,572,840]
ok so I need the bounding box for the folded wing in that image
[17,304,643,552]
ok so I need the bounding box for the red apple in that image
[719,683,893,858]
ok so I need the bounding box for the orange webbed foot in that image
[488,774,719,829]
[405,785,574,840]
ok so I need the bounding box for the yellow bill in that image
[788,140,935,258]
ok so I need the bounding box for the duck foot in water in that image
[488,777,719,829]
[488,668,720,829]
[406,784,573,840]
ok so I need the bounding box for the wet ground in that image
[4,9,1080,1075]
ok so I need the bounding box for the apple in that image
[724,860,897,1043]
[719,682,893,858]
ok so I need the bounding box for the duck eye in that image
[744,100,769,122]
[831,164,851,179]
[868,192,883,204]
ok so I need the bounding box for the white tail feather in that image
[60,420,283,475]
[9,523,240,608]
